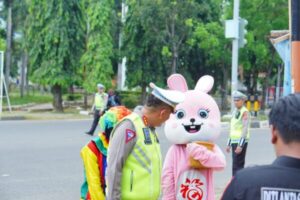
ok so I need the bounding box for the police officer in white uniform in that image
[85,83,108,136]
[106,83,185,200]
[221,93,300,200]
[226,91,250,176]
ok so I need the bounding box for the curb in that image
[0,116,26,120]
[221,120,269,129]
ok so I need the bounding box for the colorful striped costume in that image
[80,106,132,200]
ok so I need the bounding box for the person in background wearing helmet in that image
[226,90,250,176]
[106,82,185,200]
[85,83,108,136]
[80,106,132,200]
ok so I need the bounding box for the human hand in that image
[226,146,231,153]
[235,146,243,154]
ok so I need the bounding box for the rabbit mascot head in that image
[165,74,221,145]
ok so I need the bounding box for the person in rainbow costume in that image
[80,106,132,200]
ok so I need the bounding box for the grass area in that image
[1,106,91,120]
[3,93,52,106]
[1,89,90,120]
[1,111,91,120]
[3,90,86,106]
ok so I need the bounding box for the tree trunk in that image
[52,84,64,112]
[141,84,147,104]
[25,73,29,95]
[170,16,177,74]
[262,67,272,109]
[83,90,88,110]
[261,49,275,109]
[20,52,28,98]
[5,2,12,91]
[221,63,229,111]
[69,85,74,98]
[171,45,178,74]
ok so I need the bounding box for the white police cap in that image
[149,82,185,108]
[97,83,105,89]
[233,90,247,100]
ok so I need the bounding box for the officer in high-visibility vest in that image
[85,83,108,136]
[106,82,185,200]
[80,106,132,200]
[226,90,250,176]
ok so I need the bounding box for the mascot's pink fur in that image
[162,74,226,200]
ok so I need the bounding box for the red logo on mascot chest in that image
[180,178,204,200]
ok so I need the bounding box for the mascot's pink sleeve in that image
[162,144,226,200]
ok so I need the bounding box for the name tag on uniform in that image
[261,187,300,200]
[143,128,152,144]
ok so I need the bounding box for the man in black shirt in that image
[221,93,300,200]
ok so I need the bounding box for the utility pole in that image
[225,0,248,112]
[231,0,240,111]
[0,51,12,119]
[117,1,128,90]
[291,0,300,92]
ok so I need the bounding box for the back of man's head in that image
[269,93,300,143]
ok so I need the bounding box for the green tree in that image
[0,0,29,96]
[142,0,204,74]
[14,0,29,97]
[26,0,84,111]
[80,0,114,93]
[238,0,288,108]
[123,0,223,98]
[122,0,167,100]
[3,0,12,90]
[0,18,6,51]
[187,21,231,109]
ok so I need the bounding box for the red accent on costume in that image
[180,178,204,200]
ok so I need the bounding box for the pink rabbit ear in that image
[195,75,214,93]
[167,74,188,92]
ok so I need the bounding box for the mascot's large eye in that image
[198,109,209,119]
[175,109,185,119]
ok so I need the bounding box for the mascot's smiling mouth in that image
[182,123,203,133]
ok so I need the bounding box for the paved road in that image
[0,119,275,200]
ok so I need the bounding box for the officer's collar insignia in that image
[142,115,149,127]
[125,129,136,143]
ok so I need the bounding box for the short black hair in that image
[144,93,172,109]
[269,93,300,143]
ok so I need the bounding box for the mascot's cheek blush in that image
[172,123,178,129]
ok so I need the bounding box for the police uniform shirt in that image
[106,118,137,200]
[232,106,250,141]
[94,92,108,112]
[221,156,300,200]
[106,109,158,200]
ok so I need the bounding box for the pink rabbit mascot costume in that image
[162,74,226,200]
